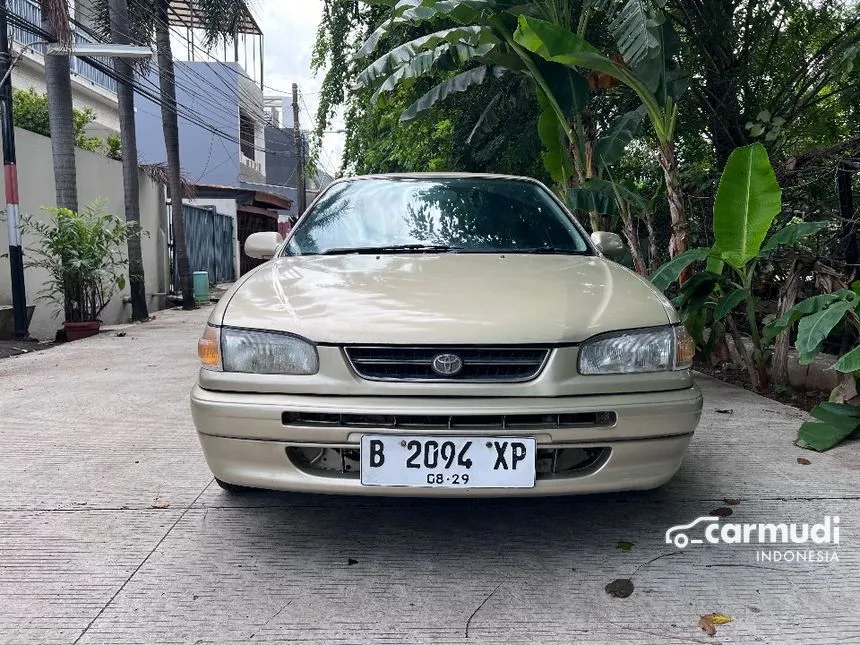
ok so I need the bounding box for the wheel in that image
[214,477,251,493]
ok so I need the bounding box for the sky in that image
[255,0,345,177]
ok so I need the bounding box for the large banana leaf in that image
[712,143,782,269]
[536,89,571,184]
[650,247,711,291]
[595,105,647,166]
[401,65,506,121]
[513,15,663,127]
[833,346,860,373]
[795,300,853,363]
[609,0,661,67]
[356,26,491,87]
[370,41,497,102]
[538,61,589,118]
[356,0,505,59]
[797,402,860,451]
[763,290,854,341]
[761,220,828,253]
[566,178,648,215]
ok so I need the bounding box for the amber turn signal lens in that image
[674,325,695,369]
[197,326,221,369]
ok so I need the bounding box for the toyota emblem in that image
[431,353,463,376]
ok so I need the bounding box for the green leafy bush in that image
[19,201,140,323]
[764,284,860,451]
[12,88,103,152]
[651,143,827,390]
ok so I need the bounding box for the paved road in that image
[1,307,858,644]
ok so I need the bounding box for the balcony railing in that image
[8,0,117,94]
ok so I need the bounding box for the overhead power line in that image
[4,9,305,162]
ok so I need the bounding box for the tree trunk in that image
[644,208,659,273]
[837,162,857,355]
[109,0,148,321]
[155,0,194,309]
[41,6,77,212]
[620,208,647,275]
[772,264,800,387]
[657,141,688,259]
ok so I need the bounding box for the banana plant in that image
[650,143,828,390]
[763,283,860,452]
[512,13,692,258]
[353,0,667,231]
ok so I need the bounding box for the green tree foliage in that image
[12,88,104,152]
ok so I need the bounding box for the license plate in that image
[359,435,536,488]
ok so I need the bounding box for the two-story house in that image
[8,0,120,138]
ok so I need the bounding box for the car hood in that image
[219,254,675,344]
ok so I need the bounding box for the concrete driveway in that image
[1,307,858,644]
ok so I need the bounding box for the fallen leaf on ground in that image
[723,498,741,505]
[707,613,733,625]
[710,506,733,517]
[151,499,170,509]
[604,578,634,598]
[115,332,127,337]
[797,457,811,465]
[715,408,733,415]
[698,615,716,636]
[615,540,634,552]
[698,612,733,636]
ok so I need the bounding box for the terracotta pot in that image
[64,320,101,342]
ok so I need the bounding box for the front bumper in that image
[190,384,703,496]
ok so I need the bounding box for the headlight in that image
[218,327,319,374]
[578,325,694,375]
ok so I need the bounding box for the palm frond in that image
[371,40,497,102]
[139,162,196,198]
[40,0,73,47]
[356,25,493,88]
[400,64,507,121]
[608,0,662,66]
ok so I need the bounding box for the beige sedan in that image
[191,174,702,496]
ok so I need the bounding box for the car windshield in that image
[283,177,590,256]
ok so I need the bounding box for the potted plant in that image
[21,201,140,341]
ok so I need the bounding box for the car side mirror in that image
[590,231,625,260]
[245,232,283,260]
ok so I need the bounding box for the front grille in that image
[285,446,610,480]
[343,346,550,382]
[282,411,616,430]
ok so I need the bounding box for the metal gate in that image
[174,205,236,291]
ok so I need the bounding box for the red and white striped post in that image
[0,0,29,338]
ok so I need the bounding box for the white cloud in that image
[255,0,345,175]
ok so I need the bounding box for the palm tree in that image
[154,0,193,309]
[40,0,78,212]
[91,0,254,309]
[108,0,148,319]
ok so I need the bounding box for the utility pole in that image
[291,82,306,214]
[0,0,30,338]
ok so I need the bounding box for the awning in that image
[167,1,262,36]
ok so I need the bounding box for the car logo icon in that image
[431,353,463,376]
[665,516,721,548]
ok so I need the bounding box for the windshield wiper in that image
[320,244,463,255]
[500,247,586,255]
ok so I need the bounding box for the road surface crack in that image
[465,582,503,638]
[71,479,214,644]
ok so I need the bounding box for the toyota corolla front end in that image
[190,174,702,496]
